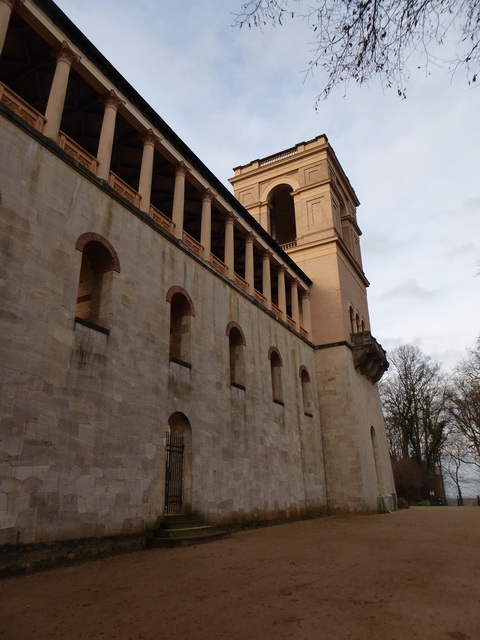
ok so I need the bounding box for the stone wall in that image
[314,344,395,512]
[0,113,327,545]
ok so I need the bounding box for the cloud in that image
[381,279,435,300]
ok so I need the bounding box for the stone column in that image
[262,250,272,310]
[245,232,255,294]
[138,129,160,213]
[291,279,300,330]
[277,266,286,321]
[0,0,22,57]
[302,290,312,337]
[224,212,236,278]
[172,162,189,239]
[43,41,80,140]
[200,189,214,261]
[96,90,125,181]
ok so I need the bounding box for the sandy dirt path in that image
[1,507,479,640]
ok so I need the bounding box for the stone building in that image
[0,0,395,551]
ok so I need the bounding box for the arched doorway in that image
[164,412,192,514]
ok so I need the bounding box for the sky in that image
[54,0,480,373]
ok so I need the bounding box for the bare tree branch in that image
[379,345,449,501]
[233,0,479,103]
[447,335,480,467]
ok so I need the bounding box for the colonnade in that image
[0,0,312,336]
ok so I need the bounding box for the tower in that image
[230,135,396,511]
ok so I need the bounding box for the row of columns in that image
[0,1,312,336]
[0,0,21,57]
[195,191,311,334]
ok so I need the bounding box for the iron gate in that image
[164,431,184,514]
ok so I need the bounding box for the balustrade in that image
[271,302,282,317]
[149,204,175,234]
[182,231,204,258]
[259,148,298,167]
[108,172,140,207]
[0,82,45,132]
[210,254,228,276]
[234,273,249,293]
[57,131,98,173]
[254,289,267,305]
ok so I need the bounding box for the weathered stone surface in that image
[0,117,328,544]
[0,0,395,555]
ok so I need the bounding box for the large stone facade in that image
[0,0,395,549]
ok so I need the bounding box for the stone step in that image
[148,516,229,548]
[149,528,228,548]
[160,515,205,530]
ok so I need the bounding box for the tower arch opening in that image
[267,184,296,246]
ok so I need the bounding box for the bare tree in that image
[442,432,470,504]
[233,0,479,101]
[448,335,480,469]
[380,345,449,501]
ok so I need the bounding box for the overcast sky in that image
[55,0,479,372]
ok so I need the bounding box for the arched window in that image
[75,233,120,330]
[299,366,313,415]
[349,306,356,335]
[355,312,361,333]
[166,286,195,365]
[268,184,296,246]
[361,319,366,332]
[226,322,246,388]
[269,347,283,403]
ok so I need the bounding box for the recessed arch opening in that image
[226,322,246,387]
[269,347,284,403]
[165,412,192,514]
[267,183,296,246]
[167,287,195,364]
[75,234,119,327]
